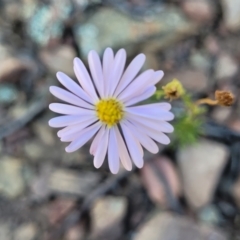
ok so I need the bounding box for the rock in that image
[190,51,211,72]
[0,224,11,240]
[45,198,75,225]
[0,156,25,199]
[164,69,208,93]
[31,165,52,199]
[64,224,85,240]
[33,121,55,146]
[13,223,37,240]
[0,84,18,105]
[49,169,101,196]
[198,205,222,225]
[229,119,240,133]
[181,0,214,24]
[25,1,72,46]
[75,7,197,58]
[177,139,229,209]
[90,196,127,240]
[134,212,227,240]
[211,106,232,123]
[141,156,182,207]
[24,139,44,161]
[0,57,30,83]
[215,54,238,80]
[40,45,76,77]
[232,175,240,208]
[221,0,240,31]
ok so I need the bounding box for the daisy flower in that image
[49,48,174,174]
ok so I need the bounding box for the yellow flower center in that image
[95,98,124,127]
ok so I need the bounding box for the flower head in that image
[49,48,174,174]
[215,90,234,106]
[162,78,185,101]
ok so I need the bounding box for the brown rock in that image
[232,176,240,208]
[141,156,182,207]
[181,0,214,24]
[46,198,75,225]
[177,139,229,209]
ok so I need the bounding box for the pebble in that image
[49,169,101,196]
[13,223,37,240]
[177,139,229,209]
[40,45,76,77]
[134,212,227,240]
[211,106,233,123]
[0,156,25,199]
[215,53,238,81]
[221,0,240,31]
[141,156,182,207]
[181,0,214,24]
[0,84,18,105]
[90,196,127,240]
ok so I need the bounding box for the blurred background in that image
[0,0,240,239]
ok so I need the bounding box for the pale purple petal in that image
[118,70,154,102]
[149,70,164,85]
[114,53,146,97]
[108,128,120,174]
[127,114,174,133]
[120,123,144,168]
[60,117,97,140]
[129,120,170,145]
[74,58,99,102]
[50,86,94,109]
[125,106,174,121]
[124,86,156,106]
[90,125,105,155]
[49,115,96,128]
[103,48,114,97]
[124,120,159,154]
[56,72,93,104]
[65,122,101,152]
[49,103,95,115]
[107,49,126,96]
[88,50,104,97]
[94,127,109,168]
[114,126,132,171]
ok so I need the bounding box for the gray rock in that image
[134,212,227,240]
[0,156,25,199]
[49,169,101,196]
[75,7,196,58]
[198,205,222,225]
[0,223,11,240]
[211,107,232,124]
[40,45,76,77]
[13,223,37,240]
[90,196,127,240]
[0,84,18,105]
[221,0,240,31]
[215,53,238,80]
[177,139,229,209]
